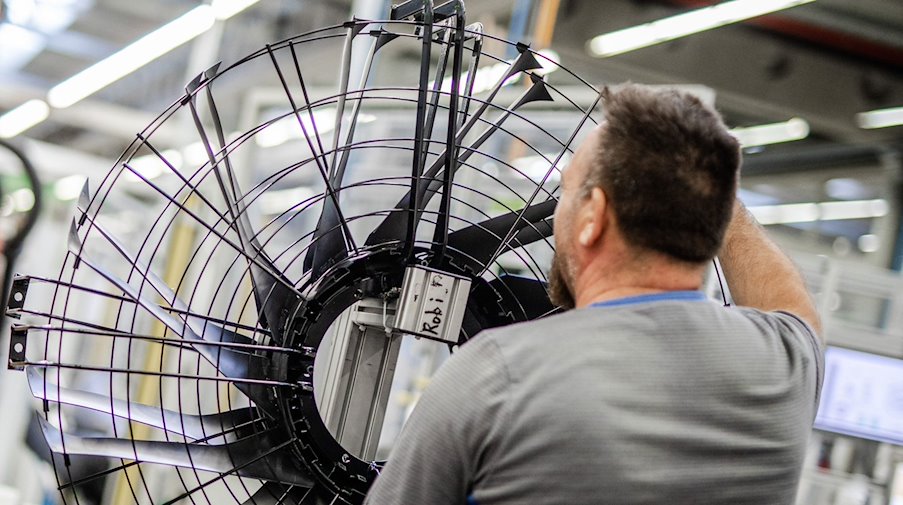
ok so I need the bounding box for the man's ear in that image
[577,187,607,247]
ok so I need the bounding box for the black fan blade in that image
[430,12,466,263]
[488,274,556,321]
[285,25,365,278]
[365,73,553,248]
[68,224,282,416]
[28,368,255,442]
[68,223,263,380]
[447,199,555,271]
[511,217,553,247]
[186,66,300,344]
[38,417,312,486]
[302,195,348,279]
[74,211,255,348]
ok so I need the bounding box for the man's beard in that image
[548,251,575,310]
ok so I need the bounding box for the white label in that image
[416,273,453,339]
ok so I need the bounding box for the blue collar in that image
[590,290,707,308]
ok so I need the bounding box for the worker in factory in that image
[365,83,824,505]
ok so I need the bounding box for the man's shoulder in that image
[476,309,590,341]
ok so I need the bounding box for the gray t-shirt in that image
[365,292,824,505]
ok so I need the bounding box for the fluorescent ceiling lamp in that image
[748,198,888,225]
[0,99,50,138]
[47,6,215,108]
[824,177,871,201]
[856,106,903,129]
[45,0,260,110]
[730,117,809,147]
[588,0,815,57]
[819,199,888,221]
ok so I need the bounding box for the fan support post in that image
[317,298,402,461]
[315,266,471,462]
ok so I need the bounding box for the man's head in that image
[549,84,741,308]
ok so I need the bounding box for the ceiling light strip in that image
[47,0,262,110]
[748,198,888,225]
[47,6,216,109]
[588,0,816,58]
[856,106,903,130]
[730,118,809,147]
[0,1,261,138]
[0,99,50,138]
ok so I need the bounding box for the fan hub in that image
[276,246,518,498]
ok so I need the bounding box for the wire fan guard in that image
[8,3,602,504]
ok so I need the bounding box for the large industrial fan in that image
[6,1,602,503]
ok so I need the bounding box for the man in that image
[365,84,823,504]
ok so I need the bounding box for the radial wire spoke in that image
[159,440,315,505]
[419,28,453,170]
[458,22,483,126]
[68,223,261,374]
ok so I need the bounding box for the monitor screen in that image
[815,346,903,445]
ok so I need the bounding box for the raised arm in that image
[719,201,823,340]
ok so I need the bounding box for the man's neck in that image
[572,253,705,309]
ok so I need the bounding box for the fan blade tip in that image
[375,30,399,50]
[35,415,64,451]
[77,180,90,210]
[346,18,367,36]
[204,61,223,80]
[25,366,43,393]
[515,77,554,109]
[67,219,83,253]
[508,46,543,78]
[185,73,204,94]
